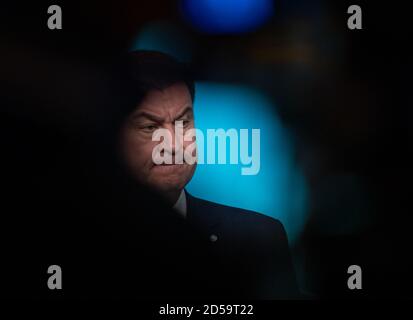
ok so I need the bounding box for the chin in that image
[149,176,187,193]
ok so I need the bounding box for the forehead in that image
[134,83,192,118]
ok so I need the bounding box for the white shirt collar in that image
[172,190,187,218]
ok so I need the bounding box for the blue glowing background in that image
[186,83,308,244]
[180,0,275,34]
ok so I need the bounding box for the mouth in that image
[152,163,185,171]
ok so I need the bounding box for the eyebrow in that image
[131,111,164,123]
[173,107,193,122]
[131,106,193,123]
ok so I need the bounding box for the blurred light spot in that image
[186,82,308,244]
[130,21,192,62]
[180,0,274,34]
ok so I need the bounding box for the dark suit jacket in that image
[177,192,300,299]
[5,184,299,299]
[91,191,300,299]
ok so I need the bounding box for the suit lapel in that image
[185,190,221,238]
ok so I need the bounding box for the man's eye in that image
[179,119,191,127]
[142,125,158,132]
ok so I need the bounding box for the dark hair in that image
[127,50,195,103]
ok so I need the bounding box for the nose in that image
[162,123,184,160]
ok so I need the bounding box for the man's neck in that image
[163,190,182,206]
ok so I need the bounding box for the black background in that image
[0,0,411,299]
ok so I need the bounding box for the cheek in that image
[183,138,197,159]
[122,132,154,166]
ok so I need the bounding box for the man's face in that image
[120,82,196,198]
